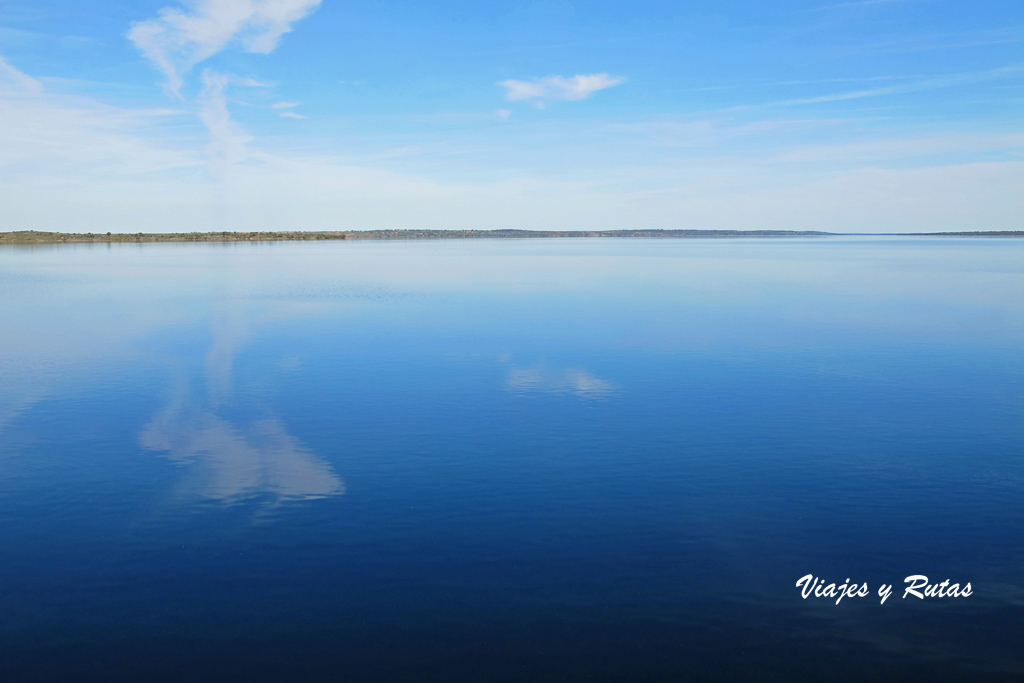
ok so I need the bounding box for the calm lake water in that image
[1,237,1022,681]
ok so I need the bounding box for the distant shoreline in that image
[1,229,1022,244]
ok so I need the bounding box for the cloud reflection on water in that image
[505,366,615,397]
[140,311,343,504]
[141,400,343,503]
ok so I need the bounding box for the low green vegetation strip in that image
[2,229,1021,244]
[2,230,352,243]
[4,229,829,243]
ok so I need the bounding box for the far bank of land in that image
[2,229,1022,244]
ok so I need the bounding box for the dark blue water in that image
[1,238,1022,681]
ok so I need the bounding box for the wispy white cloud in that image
[273,100,305,119]
[127,2,318,182]
[772,131,1024,163]
[238,77,274,88]
[498,73,625,106]
[0,56,196,182]
[0,55,43,95]
[128,0,321,96]
[726,65,1024,111]
[3,56,1023,234]
[198,70,251,176]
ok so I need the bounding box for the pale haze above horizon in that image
[1,0,1022,234]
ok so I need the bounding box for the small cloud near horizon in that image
[498,73,625,106]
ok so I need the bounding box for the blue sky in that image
[0,0,1022,232]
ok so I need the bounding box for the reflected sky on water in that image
[0,237,1022,681]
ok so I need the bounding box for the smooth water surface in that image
[1,238,1022,681]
